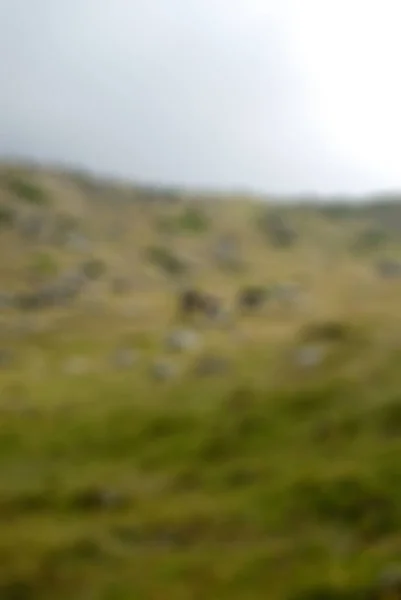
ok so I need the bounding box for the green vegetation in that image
[350,227,388,254]
[29,251,59,280]
[0,163,400,598]
[5,174,49,206]
[177,206,210,233]
[0,205,16,229]
[146,245,187,276]
[155,206,210,235]
[0,331,400,599]
[81,258,107,280]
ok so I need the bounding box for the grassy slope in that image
[0,165,400,598]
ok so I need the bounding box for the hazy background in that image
[1,0,400,195]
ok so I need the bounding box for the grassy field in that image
[0,163,400,598]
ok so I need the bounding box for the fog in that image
[1,0,400,195]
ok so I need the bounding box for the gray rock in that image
[293,344,326,368]
[165,329,201,352]
[65,232,91,253]
[273,282,305,307]
[62,356,92,375]
[17,213,47,241]
[71,487,130,511]
[151,360,179,381]
[193,355,231,377]
[213,234,245,272]
[376,258,401,280]
[15,268,87,311]
[259,212,298,248]
[376,564,401,594]
[110,276,132,295]
[0,293,16,310]
[111,348,139,370]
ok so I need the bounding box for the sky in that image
[1,0,401,195]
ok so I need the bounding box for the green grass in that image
[0,330,401,599]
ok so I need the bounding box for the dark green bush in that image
[81,258,107,280]
[291,474,398,539]
[6,175,49,206]
[0,205,15,229]
[146,245,187,276]
[177,206,210,233]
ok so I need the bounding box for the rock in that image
[14,269,87,311]
[165,329,201,352]
[259,211,298,248]
[376,258,401,280]
[0,293,15,310]
[213,234,245,272]
[111,348,139,370]
[70,487,130,511]
[62,356,92,375]
[293,344,326,368]
[151,360,179,381]
[65,232,92,253]
[272,281,306,308]
[17,213,48,241]
[193,355,231,377]
[110,276,132,295]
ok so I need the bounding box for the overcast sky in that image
[1,0,401,195]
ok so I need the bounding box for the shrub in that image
[5,175,49,206]
[29,252,59,279]
[256,210,298,248]
[146,245,187,276]
[177,206,210,233]
[290,474,398,539]
[0,205,15,229]
[350,228,388,254]
[81,258,107,280]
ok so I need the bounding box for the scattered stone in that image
[151,359,179,381]
[62,356,92,375]
[111,348,139,370]
[165,329,201,352]
[110,276,132,295]
[17,213,48,241]
[272,281,306,308]
[0,292,16,310]
[70,487,130,511]
[258,211,298,248]
[15,268,87,312]
[293,344,327,368]
[193,355,231,377]
[213,234,245,272]
[64,231,91,253]
[376,258,401,280]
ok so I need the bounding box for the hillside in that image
[0,161,401,599]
